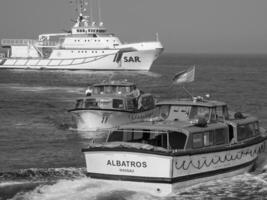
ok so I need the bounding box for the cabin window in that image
[108,129,168,149]
[169,106,191,121]
[93,86,104,95]
[104,86,116,94]
[169,131,187,150]
[113,99,124,109]
[75,99,84,109]
[237,122,258,141]
[126,99,135,110]
[216,106,224,121]
[85,99,98,108]
[214,129,227,145]
[189,106,210,121]
[203,131,213,146]
[158,105,170,119]
[192,133,203,148]
[108,131,124,142]
[140,95,155,110]
[228,125,234,143]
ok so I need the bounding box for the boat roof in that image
[118,120,228,136]
[228,115,258,125]
[93,80,135,87]
[156,98,227,108]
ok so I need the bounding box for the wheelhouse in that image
[156,99,229,123]
[88,81,136,96]
[75,93,155,112]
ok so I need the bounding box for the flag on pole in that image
[173,66,195,84]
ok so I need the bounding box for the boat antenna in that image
[97,0,103,25]
[182,85,194,100]
[89,0,93,24]
[155,33,159,41]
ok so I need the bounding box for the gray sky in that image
[1,0,267,54]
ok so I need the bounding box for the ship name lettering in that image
[107,160,147,168]
[124,56,141,63]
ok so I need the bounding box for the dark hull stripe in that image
[82,136,266,156]
[86,159,256,184]
[69,108,155,114]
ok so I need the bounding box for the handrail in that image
[1,39,36,46]
[36,41,61,47]
[1,39,61,47]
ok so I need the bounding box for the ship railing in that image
[1,39,36,46]
[36,41,61,47]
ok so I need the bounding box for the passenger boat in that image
[0,0,163,71]
[69,80,156,131]
[82,96,266,196]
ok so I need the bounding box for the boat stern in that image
[82,148,173,196]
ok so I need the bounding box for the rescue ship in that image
[0,0,163,71]
[82,96,266,196]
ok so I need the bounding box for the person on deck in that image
[130,86,141,110]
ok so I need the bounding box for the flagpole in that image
[182,85,194,100]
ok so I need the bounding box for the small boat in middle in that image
[69,80,156,131]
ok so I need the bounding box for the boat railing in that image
[1,39,36,46]
[36,40,61,47]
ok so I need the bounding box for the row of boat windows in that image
[158,105,229,122]
[192,122,260,149]
[107,122,260,151]
[73,39,117,43]
[192,129,227,149]
[108,130,186,150]
[76,96,155,111]
[70,50,105,54]
[76,29,106,33]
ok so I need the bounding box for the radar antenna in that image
[97,0,103,26]
[89,0,93,24]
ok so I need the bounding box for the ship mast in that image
[97,0,103,26]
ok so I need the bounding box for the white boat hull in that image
[70,109,156,131]
[0,43,163,71]
[83,140,265,196]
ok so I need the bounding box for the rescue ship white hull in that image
[83,141,265,196]
[70,109,156,131]
[0,43,163,71]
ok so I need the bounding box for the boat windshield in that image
[92,85,133,95]
[108,129,168,149]
[157,105,215,122]
[108,129,187,150]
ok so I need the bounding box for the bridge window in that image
[158,105,170,120]
[214,129,227,145]
[204,131,213,146]
[192,128,227,149]
[192,133,203,148]
[237,122,259,141]
[75,99,84,109]
[113,99,124,109]
[169,131,187,150]
[108,129,168,149]
[84,99,98,108]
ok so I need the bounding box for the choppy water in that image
[0,54,267,199]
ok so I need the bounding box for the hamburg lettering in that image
[107,160,147,168]
[124,56,141,63]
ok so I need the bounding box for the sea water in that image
[0,54,267,199]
